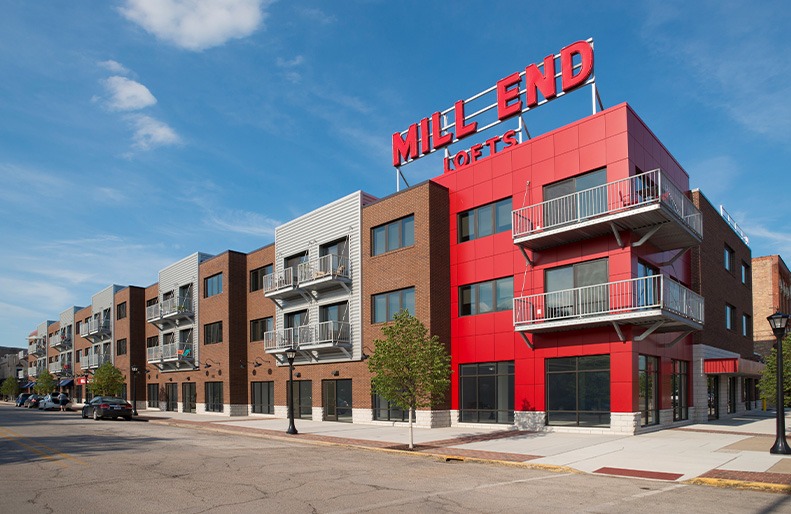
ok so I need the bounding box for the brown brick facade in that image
[752,255,791,357]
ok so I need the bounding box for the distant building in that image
[751,254,791,358]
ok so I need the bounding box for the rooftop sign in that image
[391,39,595,170]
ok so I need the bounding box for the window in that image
[146,297,158,307]
[543,168,607,227]
[147,384,159,408]
[372,215,414,255]
[116,338,127,356]
[742,314,751,338]
[250,264,273,292]
[545,259,609,318]
[372,288,415,323]
[285,253,308,281]
[636,260,659,308]
[204,273,223,297]
[725,304,735,331]
[205,382,223,413]
[289,380,313,419]
[639,355,659,426]
[546,355,610,427]
[75,320,81,334]
[116,302,127,320]
[727,377,737,414]
[146,336,158,348]
[251,381,274,414]
[741,261,749,285]
[373,393,412,422]
[76,349,82,362]
[250,317,274,342]
[459,361,514,424]
[672,360,689,421]
[724,245,734,272]
[459,277,513,316]
[204,321,223,344]
[458,198,511,243]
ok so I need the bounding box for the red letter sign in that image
[525,54,557,108]
[496,72,522,121]
[392,124,418,166]
[561,40,594,91]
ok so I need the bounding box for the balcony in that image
[263,268,299,300]
[28,367,38,378]
[147,296,193,328]
[298,254,351,293]
[50,333,71,350]
[80,354,111,369]
[513,275,704,335]
[49,362,62,374]
[512,169,703,252]
[79,323,89,337]
[147,341,194,364]
[29,343,46,357]
[265,321,351,354]
[85,317,111,341]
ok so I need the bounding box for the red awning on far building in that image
[704,358,764,376]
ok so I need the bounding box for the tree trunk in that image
[408,405,414,450]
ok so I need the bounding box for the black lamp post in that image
[766,311,791,454]
[131,364,139,417]
[285,348,298,435]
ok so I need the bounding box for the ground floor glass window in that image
[205,382,223,413]
[459,361,514,424]
[671,360,689,421]
[727,376,737,414]
[372,393,411,422]
[289,380,312,419]
[639,355,659,426]
[251,381,274,414]
[147,383,159,408]
[546,355,610,427]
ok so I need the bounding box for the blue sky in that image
[2,1,790,348]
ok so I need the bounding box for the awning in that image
[58,379,74,387]
[704,358,764,376]
[22,382,34,388]
[76,376,88,385]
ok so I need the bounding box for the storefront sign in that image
[392,39,595,169]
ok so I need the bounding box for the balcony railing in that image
[49,333,60,348]
[146,346,161,362]
[264,321,351,351]
[161,296,193,317]
[512,169,703,251]
[49,362,62,373]
[87,317,110,336]
[79,323,89,337]
[80,354,111,369]
[30,343,46,356]
[513,275,704,334]
[147,342,194,362]
[263,268,296,296]
[29,367,38,378]
[50,333,71,349]
[146,303,160,321]
[298,254,350,284]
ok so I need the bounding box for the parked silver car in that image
[38,393,70,411]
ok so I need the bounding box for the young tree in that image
[89,362,125,397]
[759,335,791,408]
[368,310,451,450]
[33,370,56,395]
[1,376,20,401]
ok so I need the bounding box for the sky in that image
[2,1,790,348]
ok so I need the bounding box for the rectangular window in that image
[543,168,607,227]
[372,288,415,323]
[546,355,610,427]
[372,393,412,422]
[459,361,515,424]
[116,302,127,320]
[204,273,223,297]
[205,382,224,413]
[251,381,274,414]
[724,245,734,271]
[727,376,737,414]
[545,258,609,318]
[639,355,659,426]
[147,383,159,408]
[458,198,511,243]
[459,277,513,316]
[741,261,749,285]
[372,215,414,255]
[146,335,158,348]
[250,264,273,292]
[250,317,274,342]
[725,304,735,331]
[116,338,127,356]
[742,314,751,337]
[204,321,223,344]
[146,297,158,307]
[672,360,689,421]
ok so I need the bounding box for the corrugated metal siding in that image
[274,191,364,362]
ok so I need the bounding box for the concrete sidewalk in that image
[135,409,791,492]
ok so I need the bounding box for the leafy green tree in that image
[1,376,20,401]
[33,370,56,395]
[759,335,791,407]
[89,362,125,396]
[368,311,451,449]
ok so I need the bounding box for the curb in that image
[687,477,791,495]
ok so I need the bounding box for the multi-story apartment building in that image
[689,191,760,421]
[113,285,147,407]
[27,320,53,381]
[752,254,791,358]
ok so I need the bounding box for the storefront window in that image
[546,355,610,427]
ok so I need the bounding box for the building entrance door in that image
[182,382,196,413]
[707,376,719,420]
[322,379,352,422]
[166,383,178,412]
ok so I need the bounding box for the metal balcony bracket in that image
[518,332,534,350]
[339,347,351,359]
[662,331,693,349]
[634,321,665,342]
[299,290,315,303]
[612,322,626,342]
[339,281,351,294]
[631,225,662,248]
[609,222,624,248]
[518,246,536,267]
[657,247,691,267]
[270,298,284,309]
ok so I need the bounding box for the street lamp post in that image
[131,364,139,417]
[285,349,298,435]
[766,311,791,454]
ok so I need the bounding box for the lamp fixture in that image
[203,358,220,369]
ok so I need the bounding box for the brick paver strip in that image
[701,469,791,486]
[674,427,791,437]
[594,467,683,481]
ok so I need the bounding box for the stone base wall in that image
[514,411,545,431]
[610,412,640,434]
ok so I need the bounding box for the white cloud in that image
[127,113,181,150]
[205,208,280,237]
[98,60,130,75]
[119,0,268,51]
[298,7,336,25]
[276,55,304,68]
[103,76,157,111]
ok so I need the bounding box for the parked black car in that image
[15,393,31,407]
[81,396,133,421]
[24,394,42,409]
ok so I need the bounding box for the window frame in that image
[724,245,734,272]
[116,302,127,320]
[458,276,513,317]
[457,198,512,243]
[250,264,273,292]
[372,215,415,256]
[741,261,749,285]
[725,303,735,331]
[116,338,127,356]
[204,321,223,345]
[250,317,274,342]
[204,273,223,298]
[742,313,751,337]
[372,287,415,323]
